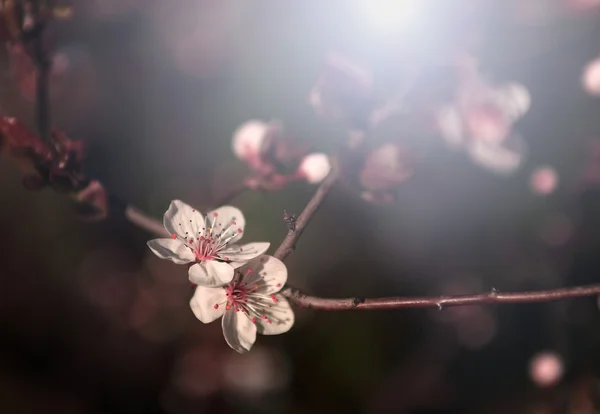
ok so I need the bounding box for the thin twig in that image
[280,284,600,310]
[124,205,169,237]
[273,157,339,261]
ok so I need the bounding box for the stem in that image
[273,157,339,261]
[124,205,169,237]
[280,284,600,310]
[29,18,51,144]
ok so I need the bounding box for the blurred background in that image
[3,0,600,412]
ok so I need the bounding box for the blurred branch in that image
[124,205,168,237]
[281,284,600,310]
[273,156,339,261]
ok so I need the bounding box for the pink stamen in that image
[171,233,177,239]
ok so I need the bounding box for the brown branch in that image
[280,284,600,310]
[273,157,339,261]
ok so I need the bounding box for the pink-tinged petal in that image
[496,83,531,120]
[189,261,234,287]
[239,255,287,295]
[206,205,246,244]
[147,239,195,264]
[437,106,465,147]
[467,133,527,175]
[220,242,270,265]
[190,285,227,323]
[231,120,268,161]
[163,200,205,239]
[222,310,257,353]
[582,56,600,96]
[255,296,295,336]
[297,153,331,184]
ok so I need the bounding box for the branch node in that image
[352,297,365,307]
[283,209,297,231]
[437,303,444,311]
[490,287,498,297]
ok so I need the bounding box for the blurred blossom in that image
[148,0,241,78]
[529,351,564,388]
[436,64,530,174]
[358,142,415,204]
[580,140,600,186]
[223,346,291,397]
[455,307,497,350]
[231,120,329,186]
[87,0,142,20]
[190,255,294,353]
[171,345,224,397]
[582,56,600,96]
[530,166,559,195]
[539,214,573,246]
[566,0,600,12]
[147,200,269,287]
[297,153,331,183]
[309,53,375,129]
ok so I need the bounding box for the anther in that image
[171,233,177,239]
[226,305,231,310]
[271,295,278,303]
[213,304,219,309]
[213,212,218,217]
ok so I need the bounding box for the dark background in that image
[2,0,600,412]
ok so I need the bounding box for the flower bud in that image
[297,153,331,184]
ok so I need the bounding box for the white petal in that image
[467,133,527,175]
[238,255,287,295]
[497,83,531,120]
[189,261,234,287]
[222,310,257,353]
[582,56,600,96]
[190,285,227,323]
[437,106,465,147]
[206,205,246,244]
[231,120,268,161]
[297,153,331,184]
[255,295,295,336]
[219,242,270,264]
[163,200,205,239]
[147,239,195,264]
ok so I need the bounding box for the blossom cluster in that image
[148,200,294,353]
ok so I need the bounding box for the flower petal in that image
[497,83,531,121]
[163,200,205,239]
[147,238,195,264]
[189,261,235,287]
[255,295,295,336]
[467,133,527,175]
[206,205,246,244]
[437,106,465,147]
[190,285,227,323]
[238,255,287,295]
[231,120,268,161]
[222,310,257,353]
[220,242,270,265]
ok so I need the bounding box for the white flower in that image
[296,153,331,183]
[147,200,270,287]
[231,120,268,162]
[190,255,295,353]
[437,80,531,175]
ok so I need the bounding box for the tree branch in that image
[280,284,600,310]
[273,157,339,261]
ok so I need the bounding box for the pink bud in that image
[529,351,563,388]
[297,153,331,184]
[530,167,558,195]
[582,57,600,96]
[231,120,268,161]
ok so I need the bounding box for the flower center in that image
[214,270,279,324]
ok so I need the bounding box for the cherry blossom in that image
[358,142,415,204]
[296,153,332,183]
[147,200,270,287]
[529,351,564,388]
[582,56,600,96]
[231,120,331,185]
[530,167,559,195]
[437,72,531,174]
[190,255,294,353]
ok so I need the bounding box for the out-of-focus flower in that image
[0,117,89,192]
[582,56,600,96]
[567,0,600,13]
[309,53,375,129]
[358,142,415,204]
[297,153,331,183]
[529,351,564,388]
[436,67,531,174]
[223,346,291,397]
[190,255,294,353]
[72,180,109,221]
[231,120,330,186]
[147,200,269,287]
[530,166,559,195]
